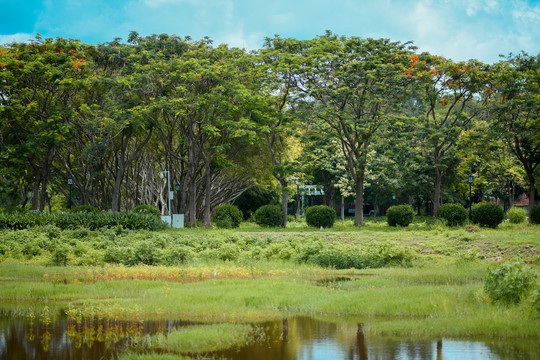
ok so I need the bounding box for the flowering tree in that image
[407,53,490,217]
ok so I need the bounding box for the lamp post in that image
[468,175,473,221]
[175,184,180,214]
[67,177,73,210]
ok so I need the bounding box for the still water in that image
[0,316,537,359]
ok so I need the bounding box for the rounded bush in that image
[70,205,99,213]
[386,205,414,227]
[131,204,161,217]
[213,204,243,228]
[531,206,540,224]
[437,203,467,226]
[506,207,527,224]
[305,205,336,228]
[472,203,504,228]
[484,261,537,305]
[254,205,283,228]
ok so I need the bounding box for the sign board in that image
[172,214,184,228]
[161,216,171,227]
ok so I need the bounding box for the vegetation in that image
[386,205,415,227]
[69,205,99,213]
[254,205,283,228]
[437,203,467,226]
[305,205,336,228]
[472,203,505,228]
[213,204,243,228]
[0,211,165,231]
[0,33,537,228]
[484,261,537,305]
[532,206,540,224]
[506,207,528,224]
[131,204,161,217]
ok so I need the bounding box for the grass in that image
[0,220,539,343]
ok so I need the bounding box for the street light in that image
[468,175,473,221]
[67,176,73,210]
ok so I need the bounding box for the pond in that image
[0,315,537,359]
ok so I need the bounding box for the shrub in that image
[131,204,161,217]
[387,205,414,227]
[51,244,70,266]
[437,203,467,226]
[484,261,537,305]
[213,204,243,228]
[0,211,165,231]
[70,205,99,213]
[531,206,540,224]
[254,205,282,228]
[472,203,504,228]
[506,207,527,224]
[305,205,336,228]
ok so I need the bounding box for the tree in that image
[293,33,414,226]
[408,53,490,217]
[0,36,95,211]
[491,53,540,221]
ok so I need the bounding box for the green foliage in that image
[437,203,467,226]
[506,207,527,224]
[254,205,283,227]
[484,261,537,305]
[51,244,70,266]
[531,206,540,224]
[0,211,166,231]
[387,205,414,227]
[300,240,413,269]
[472,203,504,228]
[131,205,161,218]
[70,205,99,213]
[234,189,280,220]
[213,204,243,228]
[305,205,336,228]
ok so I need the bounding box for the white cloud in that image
[0,33,35,45]
[512,2,540,22]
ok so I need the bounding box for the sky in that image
[1,0,539,64]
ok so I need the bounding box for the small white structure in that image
[172,214,184,228]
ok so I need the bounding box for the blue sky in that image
[1,0,539,63]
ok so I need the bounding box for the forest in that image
[1,31,539,227]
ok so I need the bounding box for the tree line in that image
[1,31,538,225]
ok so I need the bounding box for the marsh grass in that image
[0,223,539,339]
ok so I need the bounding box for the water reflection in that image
[218,317,539,360]
[0,315,537,360]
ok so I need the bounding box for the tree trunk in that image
[188,138,197,227]
[354,172,365,226]
[340,195,345,221]
[433,166,442,218]
[529,176,536,224]
[203,161,212,227]
[111,165,125,212]
[281,184,288,228]
[373,192,379,223]
[32,175,41,211]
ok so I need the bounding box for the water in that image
[0,315,537,359]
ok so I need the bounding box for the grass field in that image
[0,218,539,356]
